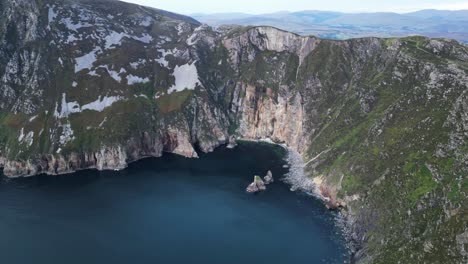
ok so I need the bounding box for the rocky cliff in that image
[0,0,467,263]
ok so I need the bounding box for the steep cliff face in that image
[0,0,467,263]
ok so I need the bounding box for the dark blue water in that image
[0,142,347,264]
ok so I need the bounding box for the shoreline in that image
[0,140,354,262]
[281,147,355,263]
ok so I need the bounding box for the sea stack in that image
[246,176,266,193]
[264,170,274,184]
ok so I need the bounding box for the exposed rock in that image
[246,175,266,193]
[226,136,238,149]
[264,170,274,184]
[0,1,467,263]
[456,230,468,258]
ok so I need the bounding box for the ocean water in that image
[0,142,347,264]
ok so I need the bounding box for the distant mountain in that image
[192,10,468,42]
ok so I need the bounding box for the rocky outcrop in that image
[222,26,319,71]
[2,145,128,177]
[1,0,467,263]
[231,83,306,152]
[226,136,237,149]
[246,175,266,193]
[264,170,273,184]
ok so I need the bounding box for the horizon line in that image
[185,8,468,16]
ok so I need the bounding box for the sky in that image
[120,0,468,14]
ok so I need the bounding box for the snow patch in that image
[59,122,74,145]
[130,59,147,69]
[140,16,152,27]
[72,81,78,87]
[81,96,124,112]
[127,75,150,85]
[54,94,80,118]
[186,26,204,45]
[29,115,38,122]
[98,66,125,82]
[61,17,92,32]
[133,33,153,44]
[105,31,128,49]
[54,93,123,118]
[168,63,200,94]
[156,49,171,67]
[99,117,107,128]
[176,23,184,35]
[105,31,153,49]
[18,128,25,142]
[18,128,34,147]
[48,6,58,24]
[66,34,79,44]
[75,47,101,73]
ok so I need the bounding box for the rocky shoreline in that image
[0,138,364,263]
[281,148,357,262]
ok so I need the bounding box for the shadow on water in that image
[0,142,348,264]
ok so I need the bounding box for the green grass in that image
[341,173,362,194]
[156,90,193,113]
[448,180,461,203]
[407,164,438,206]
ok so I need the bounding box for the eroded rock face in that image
[1,1,468,263]
[232,83,306,152]
[3,145,127,177]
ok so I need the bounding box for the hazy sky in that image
[120,0,468,14]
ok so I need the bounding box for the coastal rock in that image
[232,83,306,152]
[0,1,467,262]
[246,176,266,193]
[264,170,274,184]
[226,136,238,149]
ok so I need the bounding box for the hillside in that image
[0,0,467,263]
[193,10,468,43]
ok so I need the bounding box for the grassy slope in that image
[298,37,467,262]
